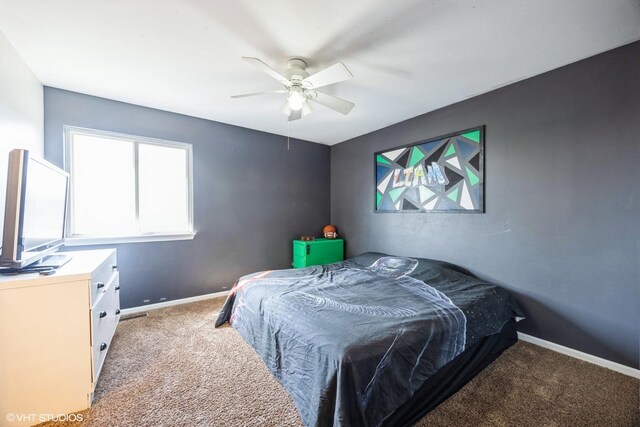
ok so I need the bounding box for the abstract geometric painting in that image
[375,126,484,213]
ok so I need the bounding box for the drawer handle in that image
[115,309,121,315]
[112,264,118,271]
[115,285,120,291]
[96,282,105,289]
[100,342,108,351]
[99,311,107,318]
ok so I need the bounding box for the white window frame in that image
[63,125,195,246]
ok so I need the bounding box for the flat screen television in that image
[1,149,69,268]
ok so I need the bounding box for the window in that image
[64,126,194,244]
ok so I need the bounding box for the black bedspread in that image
[215,253,521,427]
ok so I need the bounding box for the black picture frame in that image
[373,126,485,213]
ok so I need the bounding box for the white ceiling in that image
[0,1,638,145]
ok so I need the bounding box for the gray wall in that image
[331,42,640,368]
[44,87,330,309]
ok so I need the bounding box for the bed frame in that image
[382,319,518,426]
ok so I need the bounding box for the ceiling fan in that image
[232,57,355,121]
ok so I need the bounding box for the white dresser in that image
[0,249,120,427]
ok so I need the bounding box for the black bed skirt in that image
[381,319,518,427]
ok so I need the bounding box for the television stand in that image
[0,249,120,421]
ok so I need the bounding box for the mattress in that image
[215,253,522,426]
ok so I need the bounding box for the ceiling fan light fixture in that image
[301,101,313,117]
[281,100,291,116]
[287,87,305,111]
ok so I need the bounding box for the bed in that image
[215,253,522,426]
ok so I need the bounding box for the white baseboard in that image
[517,332,640,379]
[120,290,230,316]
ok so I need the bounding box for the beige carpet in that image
[42,298,639,426]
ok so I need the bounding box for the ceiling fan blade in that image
[231,90,287,99]
[242,57,290,85]
[303,63,352,89]
[288,109,302,121]
[309,91,354,115]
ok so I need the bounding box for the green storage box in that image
[293,238,344,268]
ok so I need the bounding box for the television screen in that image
[1,149,69,268]
[21,157,68,252]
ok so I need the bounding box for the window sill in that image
[65,232,196,246]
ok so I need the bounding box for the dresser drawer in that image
[90,251,118,306]
[91,274,120,387]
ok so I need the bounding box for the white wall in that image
[0,30,43,242]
